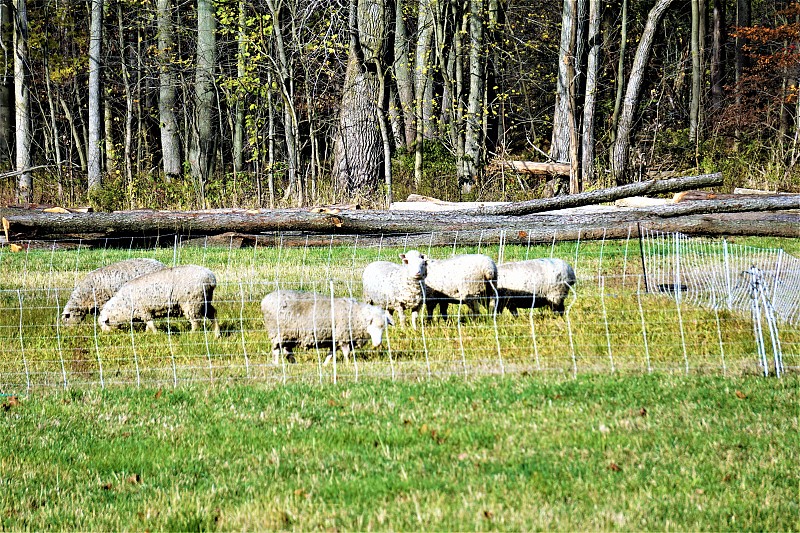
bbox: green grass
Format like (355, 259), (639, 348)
(0, 237), (798, 391)
(1, 374), (797, 530)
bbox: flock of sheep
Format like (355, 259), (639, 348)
(60, 252), (577, 365)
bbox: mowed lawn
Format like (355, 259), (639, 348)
(1, 374), (797, 531)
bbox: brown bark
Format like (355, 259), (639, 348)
(458, 172), (723, 216)
(3, 195), (797, 241)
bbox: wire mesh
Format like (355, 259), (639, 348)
(0, 228), (797, 392)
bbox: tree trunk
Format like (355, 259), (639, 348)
(157, 0), (182, 181)
(735, 0), (750, 106)
(88, 0), (102, 192)
(460, 172), (723, 216)
(232, 0), (246, 175)
(609, 0), (627, 142)
(709, 0), (725, 110)
(4, 197), (797, 242)
(189, 0), (217, 205)
(412, 0), (435, 188)
(117, 4), (133, 191)
(266, 0), (301, 206)
(460, 0), (486, 194)
(0, 1), (13, 164)
(688, 0), (702, 146)
(550, 0), (576, 164)
(13, 0), (31, 203)
(581, 0), (600, 187)
(565, 0), (580, 194)
(332, 0), (390, 202)
(610, 0), (675, 184)
(393, 0), (415, 149)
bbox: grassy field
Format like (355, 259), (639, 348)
(0, 235), (798, 530)
(1, 374), (798, 530)
(0, 236), (798, 391)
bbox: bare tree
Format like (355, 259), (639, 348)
(0, 1), (13, 163)
(188, 0), (217, 205)
(332, 0), (391, 202)
(13, 0), (31, 202)
(87, 0), (103, 192)
(460, 0), (486, 194)
(610, 0), (675, 183)
(689, 0), (704, 148)
(710, 0), (725, 110)
(157, 0), (182, 181)
(581, 0), (600, 187)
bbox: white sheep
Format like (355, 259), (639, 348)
(424, 254), (498, 319)
(495, 258), (576, 315)
(261, 289), (393, 365)
(98, 265), (220, 336)
(61, 258), (166, 325)
(361, 250), (428, 329)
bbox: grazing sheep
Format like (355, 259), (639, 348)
(98, 265), (220, 336)
(362, 250), (428, 329)
(424, 254), (498, 319)
(261, 289), (393, 365)
(496, 258), (576, 315)
(61, 258), (166, 325)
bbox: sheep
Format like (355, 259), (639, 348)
(61, 258), (166, 325)
(495, 258), (576, 315)
(261, 289), (393, 365)
(97, 265), (220, 336)
(424, 254), (498, 320)
(361, 250), (428, 329)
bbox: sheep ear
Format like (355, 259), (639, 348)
(384, 311), (394, 326)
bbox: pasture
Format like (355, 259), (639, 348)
(1, 375), (797, 530)
(0, 233), (797, 390)
(0, 233), (798, 530)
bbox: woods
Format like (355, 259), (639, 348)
(0, 0), (799, 209)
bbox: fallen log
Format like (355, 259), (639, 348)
(501, 161), (571, 175)
(3, 195), (798, 242)
(673, 190), (800, 202)
(458, 172), (724, 216)
(4, 212), (798, 248)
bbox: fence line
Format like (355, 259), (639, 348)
(0, 229), (797, 392)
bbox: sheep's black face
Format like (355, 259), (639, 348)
(61, 309), (85, 325)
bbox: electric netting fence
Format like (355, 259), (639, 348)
(0, 228), (797, 393)
(640, 228), (800, 376)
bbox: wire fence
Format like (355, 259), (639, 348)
(0, 227), (797, 392)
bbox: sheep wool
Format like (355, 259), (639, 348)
(361, 250), (428, 329)
(261, 289), (393, 365)
(496, 258), (576, 315)
(424, 254), (498, 319)
(61, 258), (166, 325)
(98, 265), (220, 336)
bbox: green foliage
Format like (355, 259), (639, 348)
(391, 142), (459, 201)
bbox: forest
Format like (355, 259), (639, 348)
(0, 0), (798, 210)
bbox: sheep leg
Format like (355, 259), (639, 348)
(410, 309), (419, 330)
(272, 343), (295, 365)
(393, 308), (405, 327)
(145, 320), (158, 333)
(324, 344), (352, 366)
(466, 300), (481, 317)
